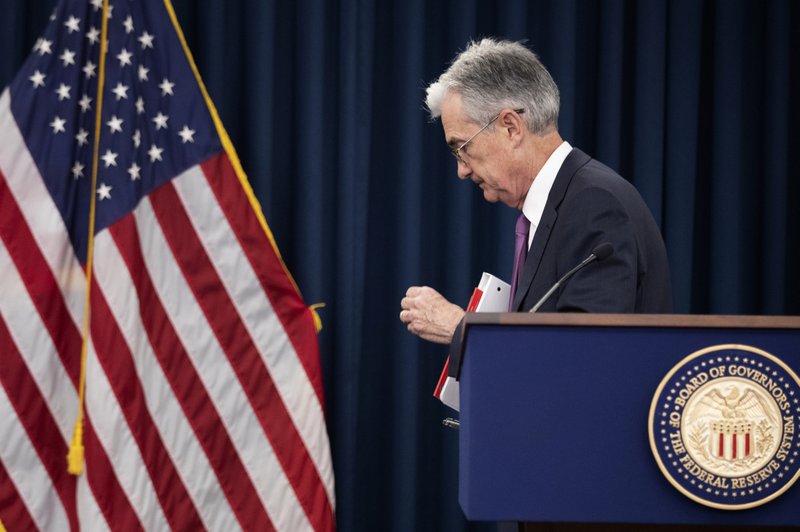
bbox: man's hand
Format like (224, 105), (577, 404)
(399, 286), (465, 344)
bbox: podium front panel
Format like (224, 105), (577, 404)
(458, 315), (800, 525)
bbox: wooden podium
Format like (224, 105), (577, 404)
(456, 313), (800, 526)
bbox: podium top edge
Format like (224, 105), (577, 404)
(463, 312), (800, 330)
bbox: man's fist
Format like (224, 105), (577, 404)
(399, 286), (465, 344)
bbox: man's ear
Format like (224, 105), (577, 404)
(498, 109), (525, 147)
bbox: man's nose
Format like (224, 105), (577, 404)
(456, 159), (472, 180)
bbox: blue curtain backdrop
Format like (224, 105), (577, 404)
(3, 1), (799, 530)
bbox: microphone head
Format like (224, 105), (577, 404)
(592, 242), (614, 261)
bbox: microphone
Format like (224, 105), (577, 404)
(528, 242), (614, 313)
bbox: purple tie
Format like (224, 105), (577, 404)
(509, 213), (530, 310)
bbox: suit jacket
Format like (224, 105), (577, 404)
(511, 148), (672, 313)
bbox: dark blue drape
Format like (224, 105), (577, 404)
(3, 1), (799, 530)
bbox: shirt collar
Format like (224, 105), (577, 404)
(521, 141), (572, 246)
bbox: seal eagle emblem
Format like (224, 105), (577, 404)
(649, 344), (800, 509)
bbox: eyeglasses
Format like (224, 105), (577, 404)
(451, 108), (525, 164)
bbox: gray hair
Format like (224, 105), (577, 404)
(426, 38), (560, 135)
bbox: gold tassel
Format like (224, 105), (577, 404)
(309, 303), (326, 333)
(67, 421), (85, 474)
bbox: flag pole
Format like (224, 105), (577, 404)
(68, 0), (110, 476)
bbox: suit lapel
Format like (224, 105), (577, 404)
(512, 148), (591, 310)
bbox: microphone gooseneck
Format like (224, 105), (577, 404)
(528, 243), (614, 313)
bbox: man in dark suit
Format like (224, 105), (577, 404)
(513, 148), (672, 313)
(399, 38), (671, 344)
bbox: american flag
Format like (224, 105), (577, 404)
(0, 0), (335, 530)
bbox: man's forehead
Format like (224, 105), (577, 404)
(440, 94), (470, 147)
(440, 93), (464, 122)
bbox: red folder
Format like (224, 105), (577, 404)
(433, 287), (483, 398)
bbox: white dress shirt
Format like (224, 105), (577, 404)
(520, 141), (572, 250)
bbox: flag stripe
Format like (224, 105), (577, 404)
(132, 196), (312, 531)
(0, 315), (78, 531)
(108, 214), (274, 531)
(0, 170), (81, 387)
(95, 227), (243, 532)
(0, 237), (76, 442)
(0, 459), (38, 532)
(149, 179), (332, 529)
(202, 154), (326, 409)
(0, 380), (70, 531)
(89, 283), (206, 531)
(202, 155), (336, 518)
(84, 340), (172, 532)
(0, 90), (86, 327)
(174, 163), (334, 504)
(0, 226), (105, 532)
(76, 474), (110, 532)
(83, 416), (145, 532)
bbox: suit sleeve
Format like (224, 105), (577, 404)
(551, 186), (638, 313)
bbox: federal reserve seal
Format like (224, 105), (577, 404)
(649, 344), (800, 509)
